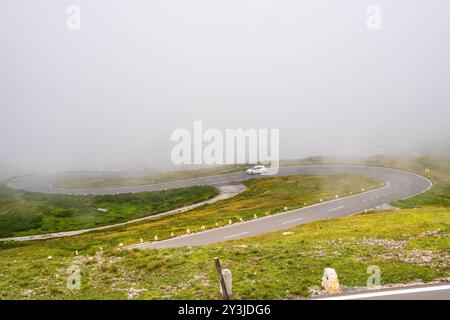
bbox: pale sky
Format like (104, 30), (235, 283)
(1, 0), (449, 176)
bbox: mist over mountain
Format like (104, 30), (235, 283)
(1, 1), (449, 176)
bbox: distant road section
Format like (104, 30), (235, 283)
(7, 165), (432, 248)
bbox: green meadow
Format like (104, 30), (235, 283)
(0, 185), (218, 238)
(0, 157), (448, 299)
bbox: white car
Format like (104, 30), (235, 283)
(246, 165), (267, 175)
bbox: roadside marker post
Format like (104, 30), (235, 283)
(214, 257), (230, 300)
(322, 268), (341, 294)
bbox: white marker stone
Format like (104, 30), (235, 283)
(220, 269), (232, 297)
(321, 268), (341, 294)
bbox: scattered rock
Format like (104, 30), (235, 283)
(126, 287), (147, 299)
(21, 289), (34, 298)
(418, 230), (446, 238)
(400, 249), (448, 268)
(373, 204), (400, 212)
(359, 238), (408, 249)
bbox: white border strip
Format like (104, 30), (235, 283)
(316, 284), (450, 300)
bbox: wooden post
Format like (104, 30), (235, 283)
(214, 257), (229, 300)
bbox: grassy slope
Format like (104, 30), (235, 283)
(55, 164), (250, 189)
(0, 207), (447, 299)
(0, 185), (218, 238)
(0, 173), (382, 299)
(0, 158), (448, 299)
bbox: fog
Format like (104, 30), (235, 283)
(1, 0), (450, 178)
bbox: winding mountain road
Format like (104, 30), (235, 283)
(6, 165), (432, 247)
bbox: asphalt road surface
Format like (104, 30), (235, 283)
(8, 165), (432, 248)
